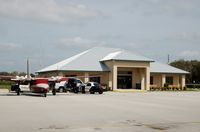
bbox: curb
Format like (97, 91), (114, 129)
(113, 90), (147, 93)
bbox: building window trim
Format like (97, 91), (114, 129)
(166, 76), (173, 85)
(150, 76), (154, 85)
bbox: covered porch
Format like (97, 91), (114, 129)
(111, 66), (150, 91)
(150, 73), (186, 90)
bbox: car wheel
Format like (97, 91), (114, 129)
(16, 88), (20, 95)
(74, 88), (79, 93)
(90, 90), (95, 94)
(59, 87), (64, 92)
(99, 90), (103, 94)
(52, 89), (56, 95)
(44, 93), (47, 97)
(81, 87), (85, 94)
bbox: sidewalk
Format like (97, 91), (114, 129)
(113, 89), (147, 92)
(0, 89), (9, 93)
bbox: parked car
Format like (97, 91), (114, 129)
(85, 82), (103, 94)
(53, 77), (68, 92)
(66, 78), (85, 93)
(55, 80), (67, 92)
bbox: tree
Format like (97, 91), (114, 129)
(0, 72), (10, 76)
(170, 60), (200, 83)
(10, 71), (19, 76)
(18, 72), (26, 76)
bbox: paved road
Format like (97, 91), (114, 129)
(0, 91), (200, 132)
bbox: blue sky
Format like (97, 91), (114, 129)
(0, 0), (200, 73)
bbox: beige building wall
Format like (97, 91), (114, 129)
(181, 75), (186, 88)
(37, 62), (186, 90)
(151, 74), (162, 87)
(132, 68), (141, 89)
(145, 67), (150, 90)
(38, 60), (152, 90)
(150, 73), (186, 88)
(173, 75), (180, 87)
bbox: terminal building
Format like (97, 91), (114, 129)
(37, 47), (189, 90)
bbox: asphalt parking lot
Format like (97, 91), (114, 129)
(0, 91), (200, 132)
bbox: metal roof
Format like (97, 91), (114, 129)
(37, 47), (189, 74)
(37, 47), (153, 73)
(150, 62), (189, 74)
(101, 50), (154, 62)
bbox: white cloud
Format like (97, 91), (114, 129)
(174, 32), (200, 41)
(179, 50), (200, 59)
(0, 60), (15, 66)
(131, 0), (199, 16)
(0, 0), (98, 23)
(0, 42), (22, 52)
(55, 37), (146, 52)
(55, 37), (107, 49)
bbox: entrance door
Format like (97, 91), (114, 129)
(117, 76), (132, 89)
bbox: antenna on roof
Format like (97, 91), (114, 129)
(57, 65), (59, 76)
(167, 54), (170, 64)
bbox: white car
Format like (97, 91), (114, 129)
(55, 81), (67, 92)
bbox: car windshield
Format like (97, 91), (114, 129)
(87, 83), (91, 86)
(76, 80), (82, 84)
(93, 82), (99, 86)
(20, 80), (29, 85)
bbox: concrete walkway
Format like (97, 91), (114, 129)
(0, 92), (200, 132)
(0, 89), (9, 93)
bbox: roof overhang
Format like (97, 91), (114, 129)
(36, 70), (110, 74)
(101, 59), (154, 63)
(150, 72), (190, 74)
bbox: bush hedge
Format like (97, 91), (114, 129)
(0, 80), (12, 85)
(0, 80), (12, 89)
(186, 84), (200, 89)
(150, 87), (184, 91)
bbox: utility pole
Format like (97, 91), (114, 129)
(27, 58), (30, 79)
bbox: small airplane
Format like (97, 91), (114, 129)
(11, 77), (49, 97)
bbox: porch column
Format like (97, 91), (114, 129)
(84, 72), (89, 83)
(141, 72), (145, 90)
(113, 65), (117, 90)
(161, 74), (166, 87)
(145, 67), (150, 90)
(108, 72), (113, 90)
(181, 75), (186, 89)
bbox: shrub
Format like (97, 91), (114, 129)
(164, 83), (169, 88)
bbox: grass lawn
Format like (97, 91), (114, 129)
(186, 88), (200, 91)
(0, 80), (12, 90)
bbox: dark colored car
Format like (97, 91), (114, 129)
(85, 82), (103, 94)
(66, 78), (85, 93)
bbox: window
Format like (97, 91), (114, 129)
(93, 82), (99, 86)
(86, 83), (91, 86)
(20, 80), (29, 85)
(76, 80), (82, 84)
(166, 76), (173, 85)
(118, 71), (132, 75)
(89, 77), (100, 83)
(150, 76), (154, 85)
(65, 75), (76, 77)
